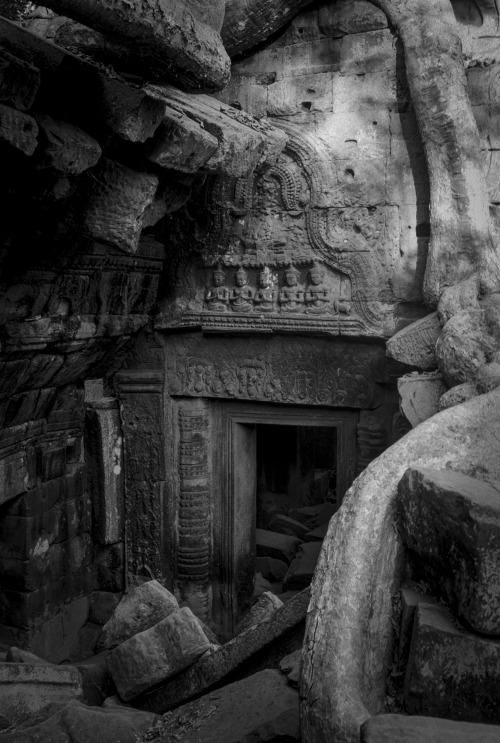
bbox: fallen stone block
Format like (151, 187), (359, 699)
(236, 592), (283, 635)
(304, 523), (329, 541)
(398, 586), (438, 663)
(255, 556), (288, 582)
(361, 714), (500, 742)
(284, 542), (323, 588)
(71, 651), (115, 706)
(256, 528), (302, 564)
(386, 312), (441, 370)
(0, 699), (159, 743)
(137, 669), (299, 743)
(399, 467), (500, 634)
(269, 514), (311, 539)
(106, 606), (211, 701)
(279, 648), (302, 688)
(404, 603), (500, 722)
(0, 103), (38, 155)
(146, 109), (218, 172)
(6, 647), (51, 664)
(97, 77), (165, 143)
(136, 588), (310, 714)
(35, 114), (102, 174)
(0, 662), (83, 726)
(98, 579), (179, 649)
(81, 158), (158, 254)
(397, 372), (447, 427)
(0, 49), (40, 111)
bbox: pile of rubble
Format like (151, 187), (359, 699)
(0, 579), (308, 742)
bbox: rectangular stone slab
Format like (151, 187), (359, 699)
(106, 606), (211, 700)
(0, 662), (83, 726)
(404, 603), (500, 722)
(399, 466), (500, 635)
(137, 587), (310, 714)
(361, 714), (500, 742)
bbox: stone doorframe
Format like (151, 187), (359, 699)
(168, 397), (359, 636)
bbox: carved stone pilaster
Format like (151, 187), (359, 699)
(114, 370), (165, 588)
(176, 400), (211, 620)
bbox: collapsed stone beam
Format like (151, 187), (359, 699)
(39, 0), (230, 92)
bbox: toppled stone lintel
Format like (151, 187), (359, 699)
(145, 84), (289, 177)
(137, 587), (310, 714)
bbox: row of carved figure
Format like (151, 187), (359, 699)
(204, 264), (352, 315)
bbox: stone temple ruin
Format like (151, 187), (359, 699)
(0, 0), (500, 741)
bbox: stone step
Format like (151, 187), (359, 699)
(404, 603), (500, 722)
(399, 466), (500, 635)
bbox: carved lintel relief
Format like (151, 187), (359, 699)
(176, 399), (211, 620)
(156, 121), (388, 337)
(165, 335), (386, 409)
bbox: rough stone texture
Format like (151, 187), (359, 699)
(301, 389), (500, 743)
(279, 648), (302, 688)
(137, 670), (299, 743)
(99, 580), (179, 650)
(42, 0), (230, 91)
(138, 587), (310, 713)
(222, 0), (310, 56)
(361, 714), (500, 743)
(5, 647), (52, 664)
(97, 77), (165, 143)
(319, 0), (388, 36)
(35, 114), (102, 174)
(0, 50), (40, 111)
(0, 103), (38, 155)
(436, 309), (497, 386)
(399, 466), (500, 635)
(70, 651), (115, 706)
(398, 586), (438, 663)
(439, 381), (478, 411)
(386, 313), (441, 370)
(404, 603), (500, 722)
(236, 592), (284, 635)
(0, 662), (83, 726)
(146, 109), (218, 173)
(81, 158), (158, 254)
(284, 542), (323, 587)
(397, 373), (447, 427)
(0, 699), (159, 743)
(106, 606), (211, 701)
(256, 529), (302, 564)
(255, 556), (288, 582)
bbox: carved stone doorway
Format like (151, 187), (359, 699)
(208, 402), (358, 636)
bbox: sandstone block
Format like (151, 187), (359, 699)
(81, 158), (158, 254)
(137, 587), (310, 714)
(318, 0), (388, 37)
(397, 372), (447, 427)
(71, 651), (115, 706)
(6, 647), (51, 664)
(106, 607), (211, 700)
(267, 72), (333, 117)
(340, 29), (395, 75)
(386, 312), (441, 370)
(436, 309), (495, 386)
(0, 50), (40, 111)
(279, 648), (302, 688)
(255, 556), (288, 582)
(146, 109), (218, 172)
(0, 103), (38, 155)
(99, 579), (179, 649)
(0, 662), (83, 726)
(0, 699), (159, 743)
(404, 603), (500, 722)
(236, 592), (283, 635)
(439, 381), (478, 410)
(268, 514), (310, 539)
(89, 591), (122, 626)
(399, 467), (500, 634)
(284, 542), (322, 587)
(35, 114), (101, 174)
(304, 523), (329, 541)
(398, 586), (438, 663)
(256, 528), (302, 564)
(361, 714), (500, 742)
(215, 74), (267, 119)
(97, 77), (165, 142)
(137, 669), (299, 743)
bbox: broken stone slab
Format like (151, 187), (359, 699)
(146, 110), (219, 173)
(269, 514), (311, 539)
(0, 49), (40, 111)
(279, 648), (302, 688)
(96, 77), (165, 143)
(399, 467), (500, 635)
(397, 372), (447, 427)
(106, 606), (211, 701)
(236, 592), (284, 635)
(361, 714), (500, 742)
(70, 651), (115, 706)
(256, 528), (302, 564)
(137, 669), (299, 743)
(386, 312), (441, 370)
(35, 114), (102, 175)
(284, 542), (322, 588)
(404, 603), (500, 722)
(304, 523), (329, 541)
(255, 556), (288, 582)
(80, 158), (158, 254)
(98, 579), (179, 650)
(5, 647), (52, 664)
(145, 85), (288, 176)
(0, 103), (38, 156)
(137, 587), (310, 714)
(289, 502), (337, 527)
(0, 662), (83, 726)
(0, 699), (159, 743)
(398, 586), (438, 663)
